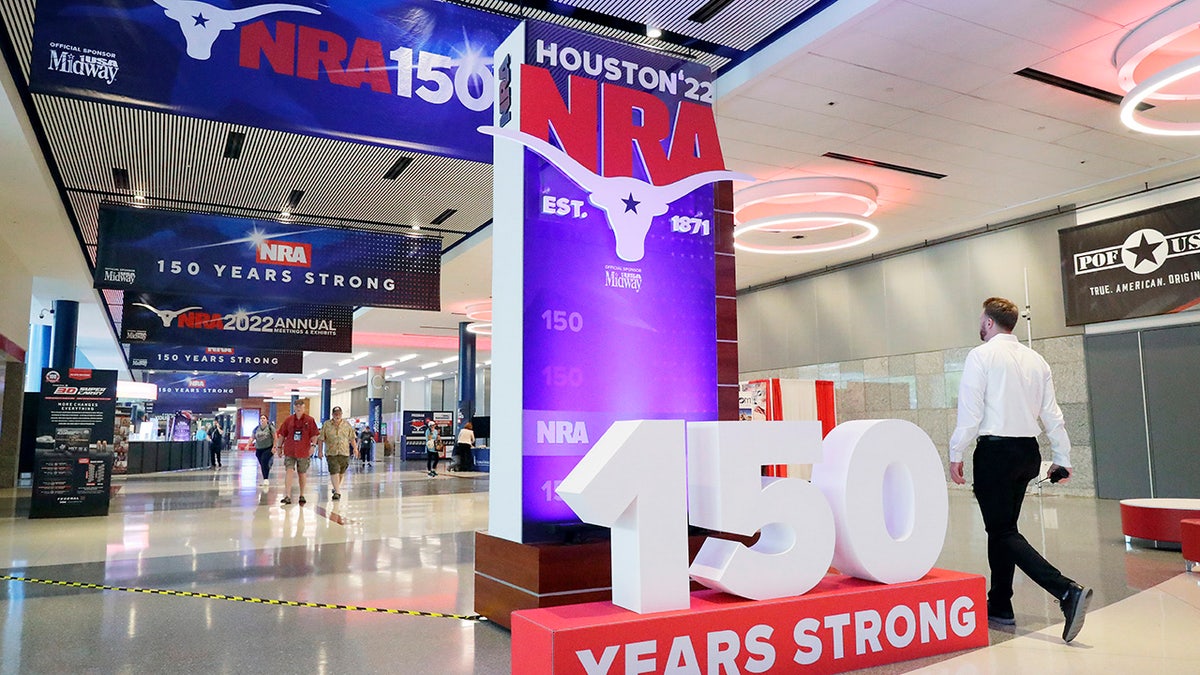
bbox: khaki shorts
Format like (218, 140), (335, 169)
(284, 456), (311, 473)
(326, 454), (350, 474)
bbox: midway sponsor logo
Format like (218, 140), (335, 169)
(47, 42), (118, 84)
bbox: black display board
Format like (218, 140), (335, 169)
(30, 452), (114, 518)
(30, 368), (118, 518)
(401, 410), (453, 460)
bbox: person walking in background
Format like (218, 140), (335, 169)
(949, 296), (1092, 643)
(252, 414), (276, 485)
(317, 406), (357, 501)
(424, 419), (440, 477)
(275, 401), (319, 506)
(208, 422), (223, 469)
(359, 427), (374, 467)
(455, 422), (475, 472)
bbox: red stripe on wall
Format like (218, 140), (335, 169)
(815, 380), (837, 438)
(1, 333), (25, 362)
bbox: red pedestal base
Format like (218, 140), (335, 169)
(512, 568), (987, 675)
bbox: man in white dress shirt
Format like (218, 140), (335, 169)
(949, 297), (1092, 643)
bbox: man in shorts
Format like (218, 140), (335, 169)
(318, 406), (358, 500)
(275, 400), (319, 506)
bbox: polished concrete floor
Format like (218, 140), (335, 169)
(0, 450), (1196, 674)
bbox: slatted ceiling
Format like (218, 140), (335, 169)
(0, 0), (34, 80)
(37, 92), (492, 237)
(453, 0), (730, 70)
(562, 0), (823, 52)
(65, 190), (468, 252)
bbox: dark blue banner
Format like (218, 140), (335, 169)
(94, 205), (440, 310)
(127, 343), (304, 374)
(29, 0), (517, 162)
(122, 292), (354, 352)
(148, 373), (250, 414)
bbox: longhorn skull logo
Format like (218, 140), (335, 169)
(133, 302), (202, 327)
(151, 0), (321, 61)
(479, 126), (752, 262)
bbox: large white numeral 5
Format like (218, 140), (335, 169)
(687, 421), (834, 600)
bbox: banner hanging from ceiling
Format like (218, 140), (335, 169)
(28, 0), (517, 163)
(121, 292), (354, 353)
(127, 343), (304, 374)
(94, 205), (440, 310)
(1060, 195), (1200, 325)
(487, 22), (744, 542)
(147, 372), (250, 414)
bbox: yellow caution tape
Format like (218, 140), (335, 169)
(0, 574), (485, 621)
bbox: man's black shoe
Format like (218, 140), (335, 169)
(987, 604), (1016, 625)
(1060, 583), (1092, 643)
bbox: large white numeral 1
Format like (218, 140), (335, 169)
(687, 421), (835, 600)
(811, 420), (948, 584)
(556, 420), (691, 613)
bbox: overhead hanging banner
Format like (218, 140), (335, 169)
(127, 343), (304, 374)
(147, 372), (250, 414)
(28, 0), (517, 163)
(487, 22), (746, 542)
(94, 205), (440, 310)
(121, 292), (354, 353)
(1060, 195), (1200, 325)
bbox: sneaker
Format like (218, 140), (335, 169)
(298, 496), (307, 505)
(987, 603), (1016, 626)
(332, 492), (340, 500)
(280, 496), (292, 505)
(1060, 583), (1092, 643)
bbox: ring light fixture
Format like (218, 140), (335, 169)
(733, 213), (879, 255)
(1115, 0), (1200, 135)
(732, 177), (880, 254)
(466, 322), (492, 336)
(465, 300), (493, 322)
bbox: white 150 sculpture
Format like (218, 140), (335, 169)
(556, 419), (949, 614)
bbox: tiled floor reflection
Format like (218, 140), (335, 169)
(0, 450), (1197, 673)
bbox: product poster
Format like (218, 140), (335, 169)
(497, 23), (731, 540)
(127, 343), (304, 374)
(34, 367), (118, 454)
(29, 0), (518, 162)
(30, 368), (118, 518)
(402, 410), (451, 459)
(147, 373), (250, 414)
(121, 291), (354, 353)
(1060, 195), (1200, 325)
(94, 205), (441, 310)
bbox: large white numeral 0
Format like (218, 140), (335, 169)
(556, 420), (691, 613)
(687, 421), (835, 600)
(811, 420), (948, 584)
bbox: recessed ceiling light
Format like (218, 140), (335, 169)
(379, 360), (397, 368)
(395, 354), (418, 363)
(336, 358), (353, 366)
(646, 26), (663, 39)
(426, 371), (444, 379)
(430, 208), (457, 225)
(351, 352), (370, 361)
(410, 375), (427, 382)
(420, 361), (440, 369)
(112, 167), (130, 191)
(315, 368), (329, 376)
(383, 156), (412, 180)
(223, 131), (246, 159)
(441, 356), (458, 364)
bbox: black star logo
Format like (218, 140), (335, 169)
(1126, 232), (1163, 267)
(193, 13), (209, 27)
(622, 193), (640, 213)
